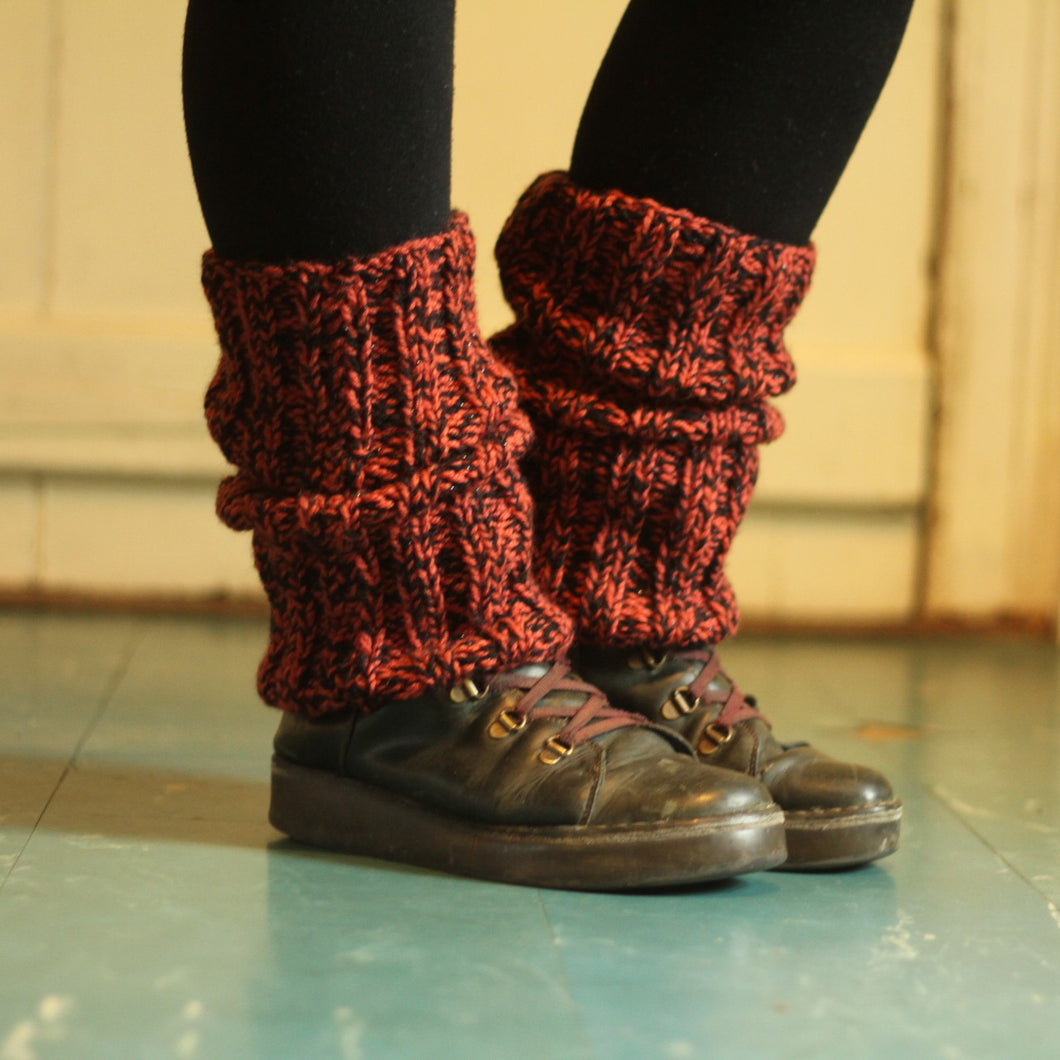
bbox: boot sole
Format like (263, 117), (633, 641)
(779, 801), (903, 871)
(269, 756), (787, 891)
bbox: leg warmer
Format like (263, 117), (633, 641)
(491, 173), (815, 649)
(203, 217), (573, 715)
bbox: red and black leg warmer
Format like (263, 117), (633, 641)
(203, 217), (573, 715)
(491, 173), (815, 649)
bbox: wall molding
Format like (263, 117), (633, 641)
(0, 331), (930, 506)
(927, 0), (1060, 622)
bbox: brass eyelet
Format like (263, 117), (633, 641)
(449, 677), (489, 703)
(697, 721), (735, 755)
(627, 648), (669, 671)
(487, 709), (527, 739)
(539, 735), (574, 765)
(661, 686), (702, 720)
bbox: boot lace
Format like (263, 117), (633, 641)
(489, 664), (647, 761)
(667, 647), (769, 738)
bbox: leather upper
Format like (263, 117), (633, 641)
(573, 645), (898, 815)
(273, 666), (776, 829)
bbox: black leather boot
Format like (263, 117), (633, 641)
(269, 662), (787, 889)
(573, 646), (901, 870)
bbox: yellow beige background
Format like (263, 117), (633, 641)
(0, 1), (1057, 632)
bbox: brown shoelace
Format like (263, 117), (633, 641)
(672, 647), (769, 735)
(493, 664), (646, 747)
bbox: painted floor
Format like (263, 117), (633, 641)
(1, 609), (1058, 1059)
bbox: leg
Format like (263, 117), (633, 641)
(492, 0), (912, 869)
(184, 1), (786, 888)
(571, 0), (914, 245)
(183, 0), (453, 260)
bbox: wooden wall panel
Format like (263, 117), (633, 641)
(0, 1), (53, 313)
(0, 0), (945, 621)
(927, 0), (1060, 623)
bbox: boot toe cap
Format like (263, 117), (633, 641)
(765, 750), (897, 814)
(592, 731), (778, 826)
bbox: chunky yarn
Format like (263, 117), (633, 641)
(203, 216), (572, 715)
(492, 173), (815, 648)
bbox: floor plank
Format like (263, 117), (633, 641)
(1, 613), (1058, 1058)
(0, 610), (139, 891)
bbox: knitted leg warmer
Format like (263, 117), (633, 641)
(491, 173), (815, 649)
(203, 217), (573, 715)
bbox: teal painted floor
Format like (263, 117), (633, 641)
(2, 610), (1058, 1059)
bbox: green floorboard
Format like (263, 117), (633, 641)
(1, 611), (1057, 1058)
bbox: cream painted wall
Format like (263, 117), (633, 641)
(0, 0), (949, 624)
(927, 0), (1060, 627)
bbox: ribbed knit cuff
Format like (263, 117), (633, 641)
(204, 216), (573, 714)
(492, 173), (815, 648)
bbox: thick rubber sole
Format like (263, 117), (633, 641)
(780, 801), (903, 871)
(269, 756), (788, 891)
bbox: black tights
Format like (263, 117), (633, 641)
(183, 0), (913, 262)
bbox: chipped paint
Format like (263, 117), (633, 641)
(1, 996), (75, 1060)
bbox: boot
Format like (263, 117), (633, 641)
(491, 173), (900, 868)
(270, 661), (788, 890)
(574, 645), (901, 869)
(202, 216), (786, 888)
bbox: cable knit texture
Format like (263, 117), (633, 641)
(203, 216), (573, 715)
(492, 173), (815, 648)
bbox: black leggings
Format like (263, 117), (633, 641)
(183, 0), (913, 262)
